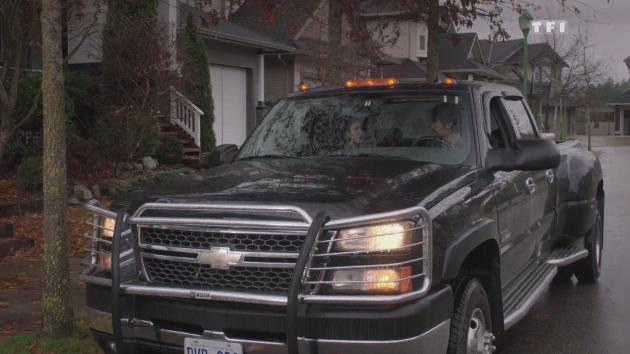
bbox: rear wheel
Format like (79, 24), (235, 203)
(448, 277), (496, 354)
(575, 211), (603, 283)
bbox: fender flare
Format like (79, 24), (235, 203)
(441, 218), (500, 282)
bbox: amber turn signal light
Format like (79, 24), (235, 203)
(344, 78), (398, 88)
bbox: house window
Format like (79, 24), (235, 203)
(418, 34), (426, 51)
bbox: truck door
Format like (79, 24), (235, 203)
(486, 96), (555, 284)
(501, 97), (557, 264)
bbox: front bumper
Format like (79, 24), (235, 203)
(86, 284), (452, 354)
(90, 312), (449, 354)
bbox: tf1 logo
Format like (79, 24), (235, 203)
(531, 20), (568, 34)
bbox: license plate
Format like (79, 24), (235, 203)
(184, 338), (243, 354)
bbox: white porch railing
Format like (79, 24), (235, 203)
(169, 86), (204, 147)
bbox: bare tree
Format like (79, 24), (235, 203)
(0, 1), (41, 165)
(0, 1), (103, 165)
(573, 29), (608, 150)
(41, 0), (74, 337)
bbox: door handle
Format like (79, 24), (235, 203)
(525, 177), (536, 194)
(545, 170), (555, 184)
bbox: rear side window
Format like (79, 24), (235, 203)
(501, 98), (537, 138)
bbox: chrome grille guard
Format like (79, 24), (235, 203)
(80, 201), (432, 307)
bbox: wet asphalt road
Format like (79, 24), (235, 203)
(505, 145), (630, 353)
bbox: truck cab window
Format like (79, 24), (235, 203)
(501, 98), (537, 139)
(488, 98), (509, 149)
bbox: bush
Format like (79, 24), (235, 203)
(16, 156), (43, 191)
(156, 135), (184, 164)
(94, 109), (160, 166)
(1, 72), (85, 168)
(181, 16), (216, 153)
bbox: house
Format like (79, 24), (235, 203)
(68, 0), (373, 151)
(607, 57), (630, 135)
(608, 90), (630, 135)
(479, 39), (570, 133)
(230, 0), (371, 104)
(66, 0), (297, 153)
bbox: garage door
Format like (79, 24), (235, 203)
(210, 65), (247, 146)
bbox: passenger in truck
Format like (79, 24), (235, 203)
(343, 117), (366, 149)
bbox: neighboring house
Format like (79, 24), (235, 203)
(608, 89), (630, 135)
(230, 0), (371, 105)
(377, 32), (505, 82)
(436, 32), (504, 81)
(479, 39), (570, 133)
(359, 1), (429, 63)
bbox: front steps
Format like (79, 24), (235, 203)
(157, 118), (201, 161)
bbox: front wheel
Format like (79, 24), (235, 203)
(448, 277), (496, 354)
(575, 211), (603, 283)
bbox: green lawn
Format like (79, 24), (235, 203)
(0, 323), (101, 354)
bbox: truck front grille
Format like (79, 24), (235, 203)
(141, 228), (304, 252)
(143, 258), (294, 294)
(138, 227), (304, 295)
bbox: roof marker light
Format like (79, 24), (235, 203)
(442, 78), (457, 86)
(344, 78), (398, 88)
(299, 83), (310, 92)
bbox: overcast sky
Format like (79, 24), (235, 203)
(469, 0), (630, 82)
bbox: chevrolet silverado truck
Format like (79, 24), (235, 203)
(81, 79), (604, 354)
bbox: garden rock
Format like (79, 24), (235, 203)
(142, 156), (158, 170)
(74, 184), (93, 201)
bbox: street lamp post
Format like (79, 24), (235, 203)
(519, 10), (533, 99)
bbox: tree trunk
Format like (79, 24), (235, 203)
(41, 0), (74, 338)
(425, 0), (440, 82)
(325, 0), (343, 86)
(0, 110), (10, 165)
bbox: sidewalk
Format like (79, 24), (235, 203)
(576, 135), (630, 147)
(0, 256), (87, 343)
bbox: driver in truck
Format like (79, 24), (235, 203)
(419, 102), (463, 148)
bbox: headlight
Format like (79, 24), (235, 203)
(95, 217), (115, 271)
(101, 217), (116, 238)
(335, 221), (414, 252)
(331, 266), (413, 293)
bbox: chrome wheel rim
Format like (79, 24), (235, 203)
(467, 308), (495, 353)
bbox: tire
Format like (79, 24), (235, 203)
(575, 211), (603, 283)
(448, 277), (495, 354)
(554, 266), (575, 282)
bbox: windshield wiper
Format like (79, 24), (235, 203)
(237, 154), (293, 161)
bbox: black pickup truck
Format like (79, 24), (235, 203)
(81, 79), (604, 354)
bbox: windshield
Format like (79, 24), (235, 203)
(238, 92), (474, 165)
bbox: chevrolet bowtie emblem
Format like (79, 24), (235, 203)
(198, 247), (244, 269)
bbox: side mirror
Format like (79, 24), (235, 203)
(207, 144), (238, 167)
(487, 138), (560, 171)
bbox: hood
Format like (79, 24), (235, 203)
(119, 158), (474, 219)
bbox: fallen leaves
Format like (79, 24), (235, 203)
(0, 274), (30, 290)
(0, 178), (40, 204)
